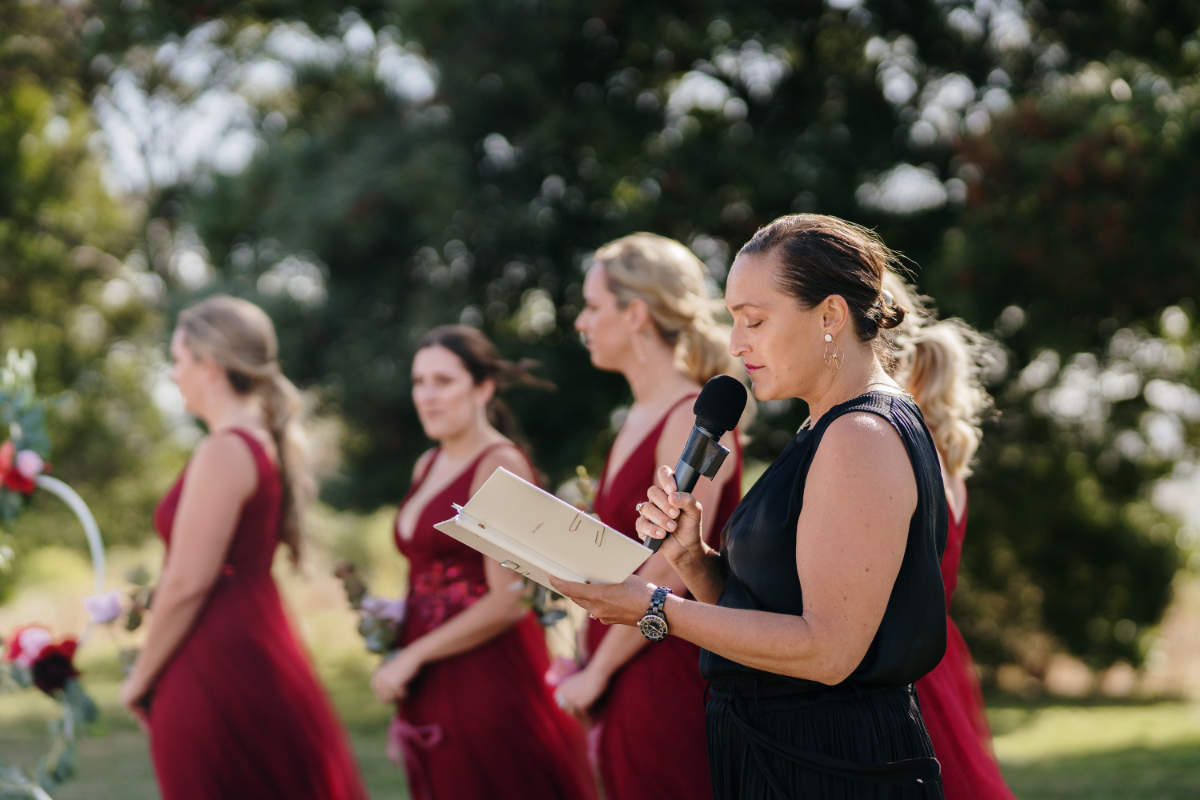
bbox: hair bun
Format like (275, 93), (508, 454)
(878, 303), (906, 330)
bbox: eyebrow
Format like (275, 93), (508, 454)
(726, 301), (765, 313)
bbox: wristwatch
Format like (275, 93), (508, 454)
(637, 585), (672, 642)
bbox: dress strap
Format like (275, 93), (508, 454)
(663, 392), (699, 424)
(596, 392), (697, 498)
(412, 448), (442, 492)
(222, 427), (278, 475)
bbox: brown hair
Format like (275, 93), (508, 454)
(594, 233), (741, 385)
(737, 214), (908, 359)
(177, 295), (314, 565)
(416, 324), (554, 442)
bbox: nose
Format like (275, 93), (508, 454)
(573, 311), (586, 332)
(729, 327), (748, 359)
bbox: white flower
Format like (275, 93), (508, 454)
(15, 450), (43, 480)
(84, 591), (123, 624)
(13, 626), (53, 668)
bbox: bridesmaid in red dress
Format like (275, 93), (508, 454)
(892, 298), (1016, 800)
(119, 296), (367, 800)
(559, 234), (744, 800)
(370, 325), (595, 800)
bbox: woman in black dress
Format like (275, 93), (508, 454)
(553, 214), (947, 798)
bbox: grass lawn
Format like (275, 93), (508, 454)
(6, 674), (1199, 798)
(990, 694), (1200, 800)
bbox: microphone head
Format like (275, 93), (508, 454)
(693, 375), (748, 435)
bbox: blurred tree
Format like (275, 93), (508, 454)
(76, 0), (1200, 670)
(0, 1), (181, 599)
(925, 59), (1200, 669)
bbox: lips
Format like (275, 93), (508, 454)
(744, 363), (763, 372)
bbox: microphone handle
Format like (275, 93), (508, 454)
(644, 459), (702, 553)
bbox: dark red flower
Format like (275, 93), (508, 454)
(30, 639), (79, 696)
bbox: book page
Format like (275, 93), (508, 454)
(433, 466), (651, 591)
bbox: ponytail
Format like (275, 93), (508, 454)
(261, 370), (314, 565)
(899, 320), (992, 479)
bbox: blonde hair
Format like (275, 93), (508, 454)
(594, 233), (740, 385)
(177, 295), (314, 564)
(885, 274), (992, 479)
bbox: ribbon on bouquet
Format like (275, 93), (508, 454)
(387, 717), (444, 800)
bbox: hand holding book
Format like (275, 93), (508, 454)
(434, 467), (652, 592)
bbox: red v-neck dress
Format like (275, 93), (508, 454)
(585, 395), (743, 800)
(391, 443), (596, 800)
(915, 495), (1015, 799)
(149, 429), (367, 800)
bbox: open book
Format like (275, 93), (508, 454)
(433, 467), (652, 592)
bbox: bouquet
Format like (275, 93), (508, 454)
(334, 562), (406, 654)
(1, 625), (99, 799)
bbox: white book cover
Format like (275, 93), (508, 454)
(433, 466), (652, 592)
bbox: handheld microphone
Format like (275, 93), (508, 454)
(644, 374), (747, 552)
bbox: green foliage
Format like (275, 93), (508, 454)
(926, 59), (1200, 668)
(0, 3), (184, 587)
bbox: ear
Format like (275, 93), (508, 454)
(624, 297), (652, 333)
(196, 351), (225, 380)
(475, 377), (497, 407)
(821, 295), (851, 337)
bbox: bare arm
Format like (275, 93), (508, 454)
(372, 444), (535, 702)
(120, 433), (256, 708)
(556, 412), (916, 686)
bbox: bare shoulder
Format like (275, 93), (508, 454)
(190, 432), (258, 493)
(814, 411), (913, 491)
(475, 440), (534, 486)
(822, 410), (905, 454)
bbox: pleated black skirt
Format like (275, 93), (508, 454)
(706, 680), (943, 799)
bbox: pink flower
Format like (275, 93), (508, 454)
(0, 441), (36, 494)
(362, 595), (407, 624)
(6, 625), (53, 669)
(544, 656), (582, 688)
(84, 591), (123, 624)
(14, 449), (43, 480)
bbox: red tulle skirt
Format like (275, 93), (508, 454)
(916, 619), (1015, 800)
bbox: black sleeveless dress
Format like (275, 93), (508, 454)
(701, 391), (948, 799)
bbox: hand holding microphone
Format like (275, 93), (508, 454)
(640, 375), (747, 553)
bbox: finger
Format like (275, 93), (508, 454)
(635, 514), (670, 541)
(549, 575), (592, 598)
(638, 495), (678, 530)
(644, 483), (680, 518)
(655, 464), (679, 494)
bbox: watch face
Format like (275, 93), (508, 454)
(638, 614), (668, 641)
